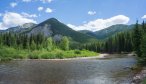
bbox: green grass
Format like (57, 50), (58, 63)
(0, 46), (98, 61)
(142, 78), (146, 84)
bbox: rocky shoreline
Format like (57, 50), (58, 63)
(131, 67), (146, 84)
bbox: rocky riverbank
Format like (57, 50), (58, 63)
(131, 67), (146, 84)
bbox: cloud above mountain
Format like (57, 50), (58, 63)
(40, 0), (53, 3)
(0, 12), (37, 30)
(142, 15), (146, 19)
(10, 2), (17, 8)
(88, 11), (96, 15)
(45, 8), (53, 13)
(67, 15), (130, 32)
(22, 0), (32, 2)
(38, 7), (44, 11)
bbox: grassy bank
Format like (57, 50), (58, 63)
(142, 78), (146, 84)
(0, 46), (98, 61)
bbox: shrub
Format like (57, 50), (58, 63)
(40, 52), (56, 59)
(74, 50), (81, 54)
(55, 52), (64, 59)
(28, 51), (41, 59)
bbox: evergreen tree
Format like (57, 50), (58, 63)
(142, 21), (146, 33)
(140, 34), (146, 63)
(133, 20), (142, 57)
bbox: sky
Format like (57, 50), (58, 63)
(0, 0), (146, 31)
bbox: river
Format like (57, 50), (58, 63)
(0, 54), (137, 84)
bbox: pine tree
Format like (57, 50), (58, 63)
(133, 20), (142, 57)
(140, 34), (146, 63)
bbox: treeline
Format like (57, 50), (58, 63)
(81, 31), (133, 53)
(81, 21), (146, 56)
(0, 33), (69, 51)
(133, 21), (146, 64)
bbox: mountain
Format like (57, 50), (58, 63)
(25, 18), (97, 43)
(79, 24), (134, 39)
(0, 18), (134, 43)
(0, 23), (36, 33)
(0, 18), (97, 43)
(94, 24), (134, 39)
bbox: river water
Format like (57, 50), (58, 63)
(0, 54), (137, 84)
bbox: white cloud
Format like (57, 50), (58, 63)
(38, 7), (44, 11)
(40, 0), (53, 3)
(10, 2), (17, 8)
(142, 15), (146, 19)
(88, 11), (96, 15)
(0, 12), (37, 30)
(22, 0), (32, 2)
(67, 15), (130, 32)
(0, 13), (2, 17)
(45, 8), (53, 13)
(21, 12), (38, 18)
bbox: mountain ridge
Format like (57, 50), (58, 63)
(0, 18), (97, 43)
(0, 18), (134, 42)
(79, 24), (134, 39)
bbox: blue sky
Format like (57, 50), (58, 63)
(0, 0), (146, 31)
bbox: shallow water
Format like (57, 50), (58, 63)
(0, 54), (137, 84)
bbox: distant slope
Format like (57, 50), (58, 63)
(95, 24), (134, 39)
(79, 30), (97, 38)
(79, 24), (134, 39)
(0, 23), (36, 34)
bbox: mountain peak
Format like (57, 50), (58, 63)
(45, 18), (59, 22)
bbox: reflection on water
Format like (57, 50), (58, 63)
(0, 54), (136, 84)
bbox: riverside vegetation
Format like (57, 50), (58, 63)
(0, 35), (97, 61)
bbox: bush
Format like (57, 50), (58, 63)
(74, 50), (81, 54)
(40, 52), (56, 59)
(0, 47), (27, 60)
(28, 51), (41, 59)
(55, 52), (64, 59)
(0, 57), (13, 61)
(142, 78), (146, 84)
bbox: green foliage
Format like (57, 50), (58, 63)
(74, 50), (81, 54)
(59, 36), (69, 50)
(142, 78), (146, 84)
(133, 21), (142, 57)
(30, 40), (36, 50)
(55, 52), (64, 59)
(28, 51), (41, 59)
(40, 52), (56, 59)
(132, 20), (146, 65)
(0, 46), (98, 61)
(0, 46), (28, 61)
(139, 34), (146, 64)
(81, 31), (133, 53)
(0, 32), (101, 61)
(46, 37), (53, 51)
